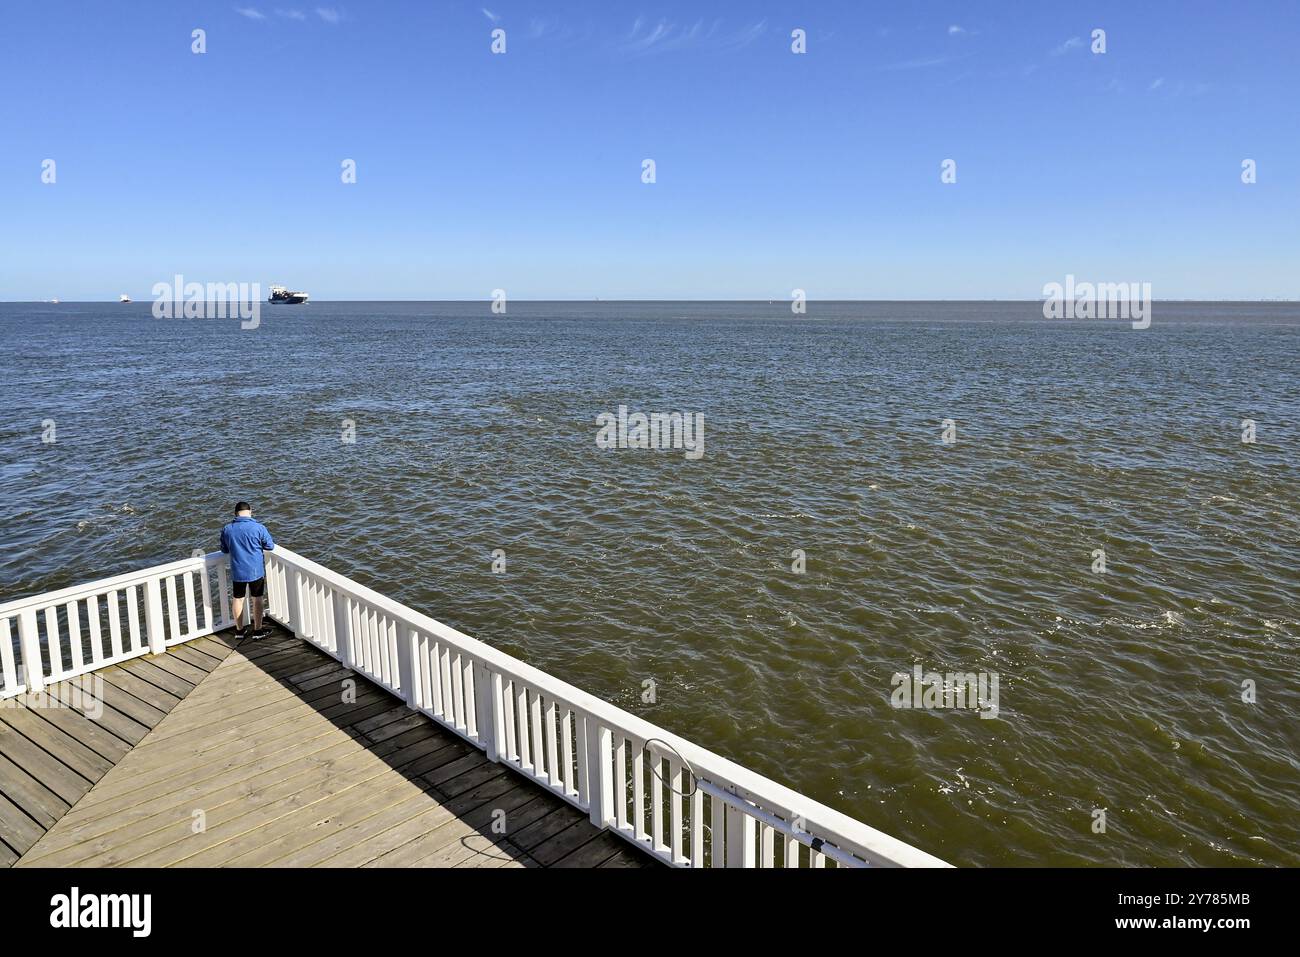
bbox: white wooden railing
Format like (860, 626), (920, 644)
(1, 546), (950, 868)
(0, 552), (233, 699)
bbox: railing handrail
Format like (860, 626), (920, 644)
(0, 552), (223, 618)
(268, 545), (950, 868)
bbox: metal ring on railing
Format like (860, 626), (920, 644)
(641, 737), (699, 798)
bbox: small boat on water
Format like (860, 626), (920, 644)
(268, 284), (309, 304)
(119, 294), (131, 303)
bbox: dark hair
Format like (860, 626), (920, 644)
(234, 501), (252, 513)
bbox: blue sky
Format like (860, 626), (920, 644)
(1, 1), (1296, 300)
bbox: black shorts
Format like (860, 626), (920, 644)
(233, 577), (266, 599)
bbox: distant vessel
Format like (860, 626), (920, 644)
(119, 294), (131, 303)
(268, 284), (309, 304)
(50, 298), (60, 304)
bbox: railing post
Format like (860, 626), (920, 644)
(17, 608), (44, 694)
(397, 623), (417, 709)
(473, 662), (498, 761)
(586, 718), (613, 829)
(726, 803), (757, 868)
(144, 577), (167, 655)
(288, 570), (305, 637)
(333, 591), (352, 666)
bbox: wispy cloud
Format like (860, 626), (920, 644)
(1148, 77), (1165, 92)
(235, 6), (266, 20)
(481, 7), (500, 23)
(948, 25), (966, 36)
(880, 53), (970, 72)
(627, 18), (672, 52)
(622, 17), (760, 55)
(1050, 36), (1084, 56)
(315, 6), (341, 24)
(725, 19), (767, 50)
(275, 8), (306, 20)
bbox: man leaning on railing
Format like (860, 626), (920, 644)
(219, 500), (276, 640)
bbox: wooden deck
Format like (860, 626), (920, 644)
(1, 625), (652, 868)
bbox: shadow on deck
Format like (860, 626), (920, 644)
(1, 625), (654, 868)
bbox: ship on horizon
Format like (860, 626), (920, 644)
(119, 294), (131, 303)
(269, 284), (309, 304)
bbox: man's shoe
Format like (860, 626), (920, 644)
(234, 626), (250, 639)
(250, 626), (273, 640)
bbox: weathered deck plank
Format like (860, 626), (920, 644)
(9, 624), (662, 869)
(0, 633), (237, 862)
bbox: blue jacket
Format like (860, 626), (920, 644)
(220, 516), (276, 582)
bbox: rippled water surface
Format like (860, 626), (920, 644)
(2, 301), (1297, 866)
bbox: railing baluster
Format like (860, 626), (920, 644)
(760, 823), (775, 868)
(43, 606), (63, 679)
(303, 576), (317, 641)
(545, 699), (559, 789)
(502, 679), (517, 761)
(374, 610), (390, 684)
(428, 639), (444, 718)
(462, 655), (477, 738)
(65, 600), (84, 673)
(417, 634), (433, 713)
(86, 595), (103, 666)
(651, 751), (664, 851)
(726, 804), (756, 868)
(529, 689), (543, 777)
(144, 578), (165, 655)
(328, 584), (340, 654)
(369, 608), (382, 676)
(633, 745), (647, 842)
(575, 711), (589, 808)
(317, 579), (329, 645)
(0, 618), (18, 696)
(671, 759), (685, 863)
(351, 602), (365, 670)
(334, 591), (353, 666)
(350, 599), (366, 673)
(198, 566), (213, 632)
(215, 565), (230, 629)
(490, 669), (508, 762)
(124, 584), (141, 650)
(283, 567), (299, 635)
(450, 654), (466, 732)
(107, 590), (123, 657)
(181, 572), (197, 640)
(164, 575), (180, 644)
(514, 684), (530, 771)
(615, 737), (628, 831)
(319, 581), (330, 649)
(396, 623), (416, 709)
(691, 775), (705, 867)
(561, 710), (574, 797)
(710, 783), (724, 868)
(18, 609), (43, 693)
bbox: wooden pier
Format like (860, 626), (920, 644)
(1, 624), (648, 868)
(1, 546), (949, 868)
